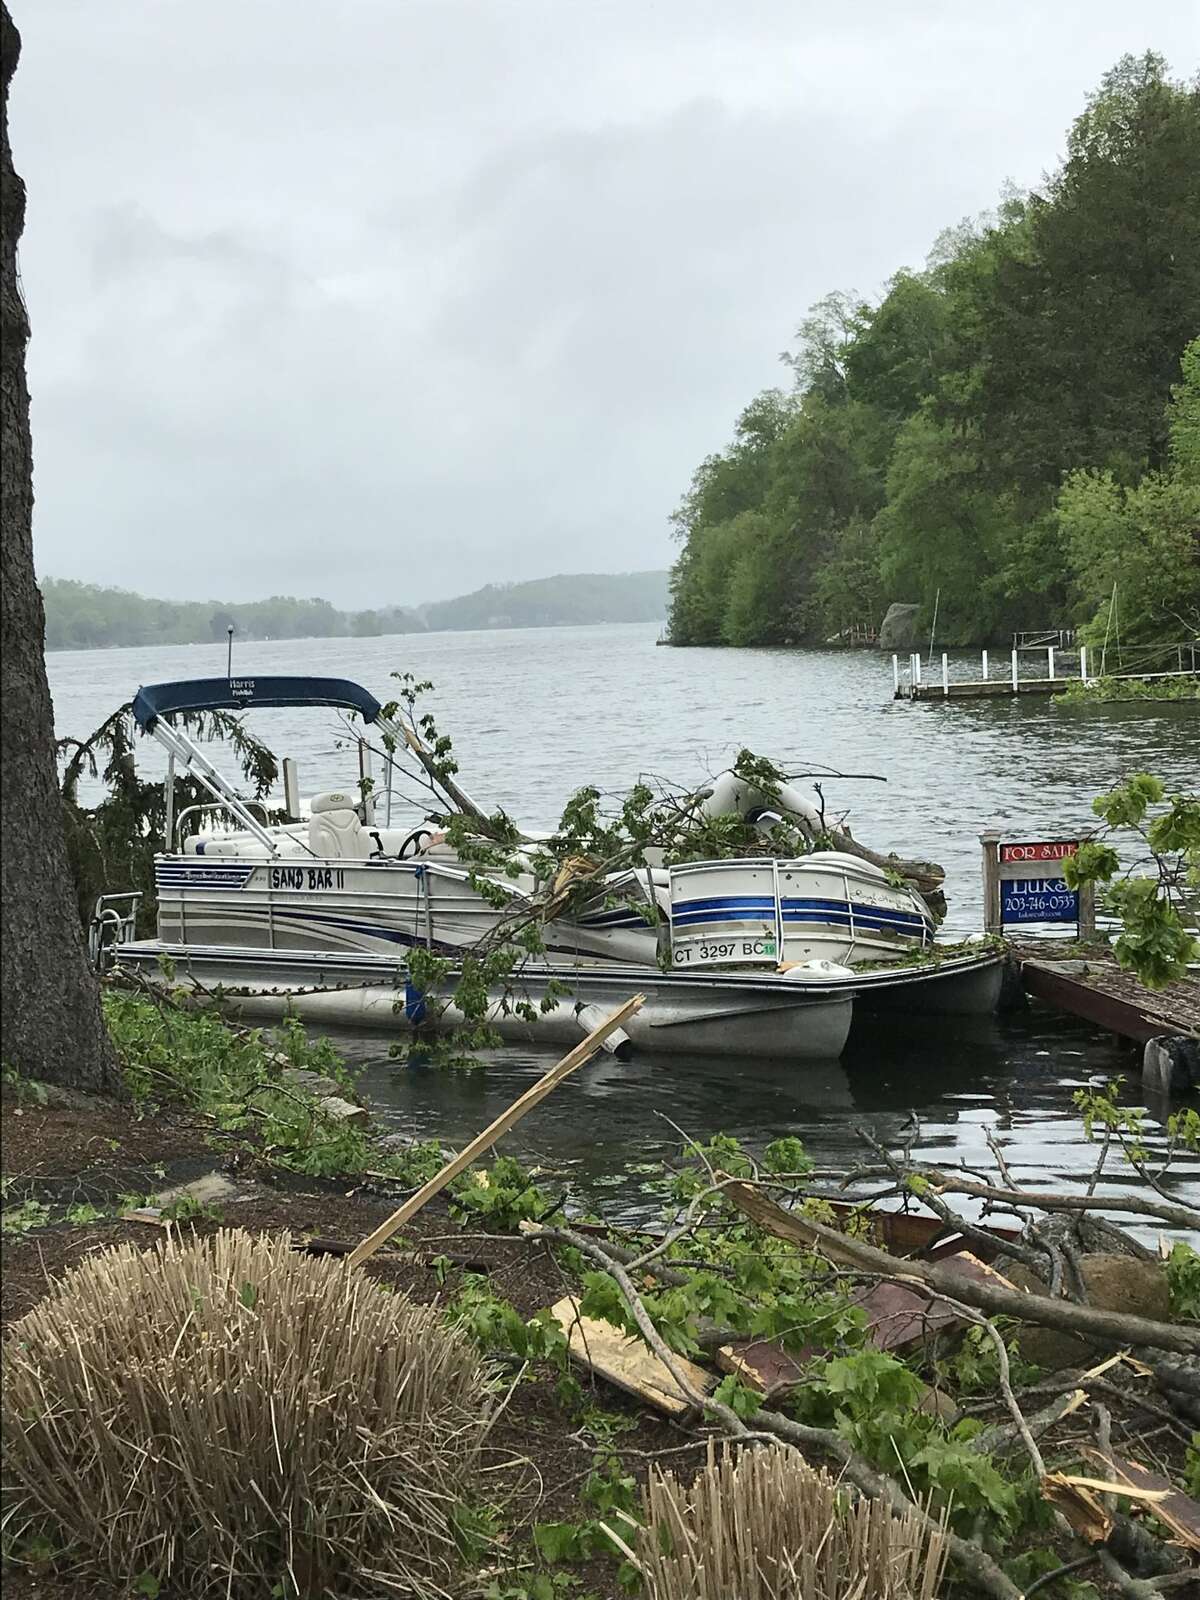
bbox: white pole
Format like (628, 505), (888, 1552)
(1047, 645), (1055, 681)
(1011, 648), (1019, 692)
(1079, 645), (1088, 684)
(914, 652), (922, 685)
(942, 652), (949, 697)
(981, 648), (989, 681)
(892, 654), (900, 692)
(165, 753), (176, 851)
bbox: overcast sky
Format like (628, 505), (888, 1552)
(11, 2), (1199, 608)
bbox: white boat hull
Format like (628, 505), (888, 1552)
(113, 942), (856, 1063)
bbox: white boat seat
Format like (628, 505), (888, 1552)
(183, 829), (308, 858)
(308, 791), (371, 860)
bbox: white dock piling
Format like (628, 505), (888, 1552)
(1011, 649), (1018, 691)
(892, 654), (900, 692)
(1079, 645), (1088, 683)
(1048, 645), (1056, 681)
(942, 653), (949, 696)
(981, 648), (989, 681)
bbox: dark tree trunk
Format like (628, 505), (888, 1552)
(1, 4), (122, 1094)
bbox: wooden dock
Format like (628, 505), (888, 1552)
(900, 669), (1199, 702)
(892, 641), (1199, 702)
(1020, 954), (1200, 1045)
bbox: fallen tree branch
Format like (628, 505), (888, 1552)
(859, 1130), (1050, 1276)
(971, 1388), (1087, 1460)
(721, 1180), (1200, 1358)
(919, 1175), (1200, 1234)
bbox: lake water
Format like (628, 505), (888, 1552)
(47, 623), (1200, 1223)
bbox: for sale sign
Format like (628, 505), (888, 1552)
(998, 840), (1080, 925)
(1000, 841), (1079, 866)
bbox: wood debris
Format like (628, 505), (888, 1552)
(1080, 1447), (1200, 1552)
(549, 1296), (716, 1418)
(1040, 1472), (1114, 1543)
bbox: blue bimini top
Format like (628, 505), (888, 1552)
(131, 676), (384, 731)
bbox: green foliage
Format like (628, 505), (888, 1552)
(711, 1374), (763, 1419)
(943, 1324), (1040, 1397)
(1056, 674), (1200, 703)
(0, 1195), (50, 1236)
(531, 1456), (638, 1569)
(481, 1573), (584, 1600)
(101, 988), (443, 1184)
(1072, 1079), (1150, 1162)
(449, 1156), (553, 1231)
(485, 1577), (585, 1600)
(158, 1193), (223, 1225)
(667, 57), (1200, 649)
(532, 1522), (593, 1566)
(1063, 773), (1200, 988)
(449, 1276), (568, 1367)
(787, 1347), (1027, 1533)
(762, 1135), (814, 1176)
(1166, 1242), (1200, 1323)
(1, 1065), (49, 1106)
(1186, 1435), (1200, 1499)
(59, 700), (279, 937)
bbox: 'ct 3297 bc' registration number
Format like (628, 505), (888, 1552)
(673, 937), (777, 967)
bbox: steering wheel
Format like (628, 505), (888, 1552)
(397, 826), (434, 860)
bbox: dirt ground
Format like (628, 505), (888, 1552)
(1, 1092), (682, 1600)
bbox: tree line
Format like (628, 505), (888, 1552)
(667, 54), (1200, 651)
(40, 570), (669, 651)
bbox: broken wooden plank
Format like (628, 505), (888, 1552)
(121, 1206), (168, 1227)
(1080, 1447), (1200, 1552)
(716, 1339), (807, 1397)
(852, 1250), (1013, 1353)
(549, 1296), (716, 1419)
(1041, 1472), (1114, 1543)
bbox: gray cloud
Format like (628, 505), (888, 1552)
(10, 0), (1199, 606)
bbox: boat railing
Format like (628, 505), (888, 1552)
(87, 891), (143, 969)
(175, 799), (273, 851)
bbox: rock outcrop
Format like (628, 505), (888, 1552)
(878, 602), (922, 650)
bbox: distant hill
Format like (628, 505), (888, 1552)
(421, 572), (669, 632)
(40, 571), (669, 651)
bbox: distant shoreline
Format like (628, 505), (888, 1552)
(45, 615), (667, 655)
(41, 571), (670, 652)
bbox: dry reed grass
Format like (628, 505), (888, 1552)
(2, 1229), (491, 1597)
(635, 1442), (949, 1600)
